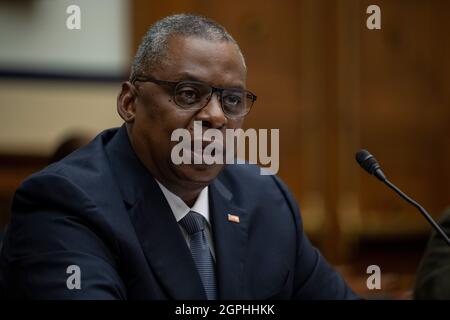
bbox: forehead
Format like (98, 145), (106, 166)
(153, 36), (246, 88)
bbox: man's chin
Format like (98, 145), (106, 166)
(172, 162), (224, 186)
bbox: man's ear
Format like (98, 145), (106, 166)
(117, 81), (137, 123)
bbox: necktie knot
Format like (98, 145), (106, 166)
(179, 211), (205, 235)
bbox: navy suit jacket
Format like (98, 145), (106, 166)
(0, 126), (357, 299)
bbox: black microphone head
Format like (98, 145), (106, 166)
(355, 149), (386, 181)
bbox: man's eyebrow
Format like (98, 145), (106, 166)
(173, 72), (246, 90)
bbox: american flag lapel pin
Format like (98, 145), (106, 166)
(227, 214), (240, 223)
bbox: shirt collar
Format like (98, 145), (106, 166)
(155, 179), (210, 225)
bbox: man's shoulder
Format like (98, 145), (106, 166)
(18, 128), (120, 202)
(218, 164), (294, 207)
(220, 164), (286, 189)
(38, 128), (117, 177)
(220, 163), (274, 183)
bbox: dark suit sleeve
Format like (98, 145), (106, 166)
(272, 176), (359, 299)
(1, 173), (126, 299)
(414, 208), (450, 299)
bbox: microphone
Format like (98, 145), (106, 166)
(355, 149), (450, 247)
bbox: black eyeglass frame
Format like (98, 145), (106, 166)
(130, 76), (257, 118)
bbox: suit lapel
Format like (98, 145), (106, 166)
(105, 125), (206, 299)
(210, 178), (249, 299)
(128, 181), (207, 300)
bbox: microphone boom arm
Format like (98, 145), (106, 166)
(383, 178), (450, 246)
(356, 149), (450, 247)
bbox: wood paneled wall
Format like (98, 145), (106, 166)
(358, 0), (450, 240)
(129, 0), (450, 262)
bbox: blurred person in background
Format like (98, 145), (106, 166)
(414, 207), (450, 299)
(48, 133), (93, 164)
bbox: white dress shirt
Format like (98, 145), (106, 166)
(155, 179), (216, 259)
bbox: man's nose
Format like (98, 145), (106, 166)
(195, 93), (227, 129)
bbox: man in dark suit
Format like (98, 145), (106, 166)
(414, 208), (450, 299)
(0, 14), (357, 299)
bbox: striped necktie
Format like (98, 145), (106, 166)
(179, 210), (217, 300)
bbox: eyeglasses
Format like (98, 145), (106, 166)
(131, 76), (257, 118)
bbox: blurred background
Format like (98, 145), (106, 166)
(1, 0), (449, 299)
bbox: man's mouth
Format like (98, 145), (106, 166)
(190, 139), (224, 159)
